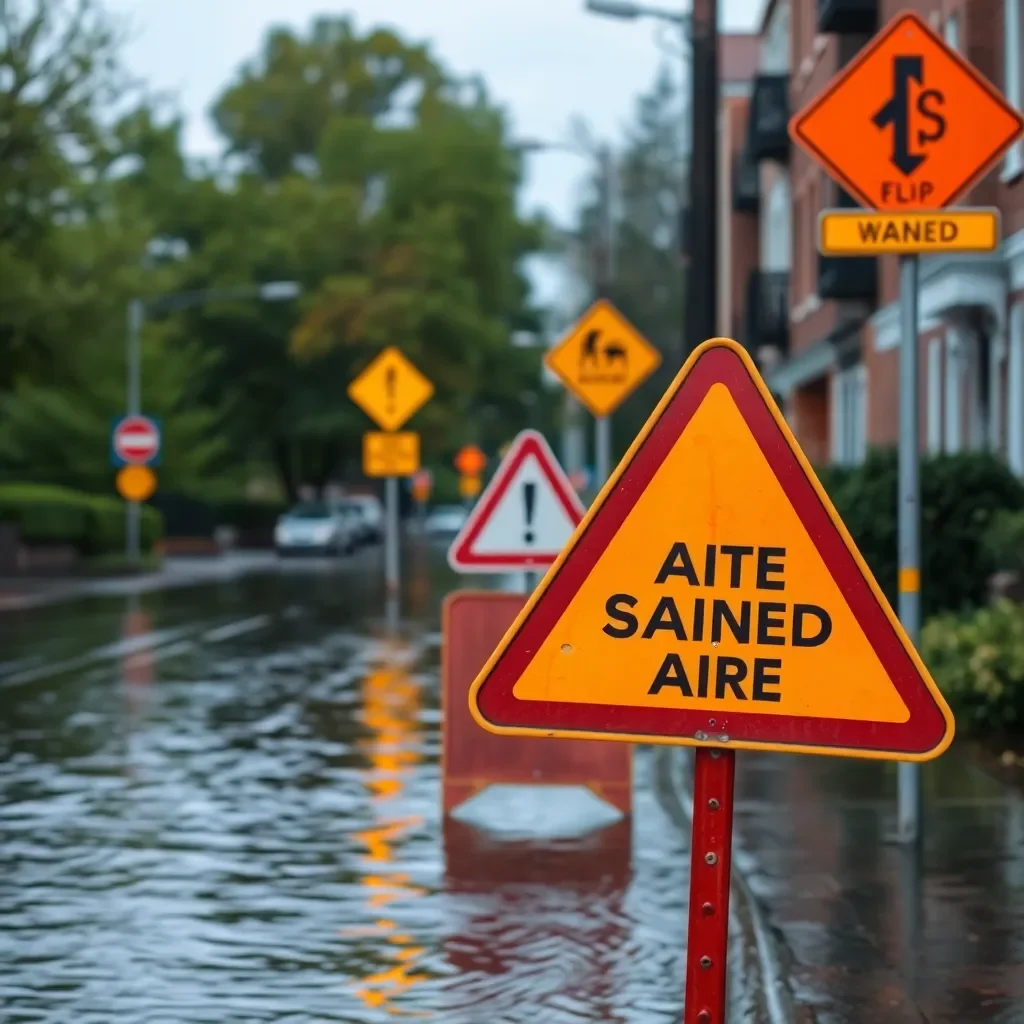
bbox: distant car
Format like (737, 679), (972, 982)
(274, 500), (357, 556)
(424, 504), (468, 537)
(344, 494), (384, 544)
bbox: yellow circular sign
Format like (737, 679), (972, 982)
(116, 464), (157, 502)
(459, 474), (482, 499)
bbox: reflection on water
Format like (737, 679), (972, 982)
(0, 573), (692, 1023)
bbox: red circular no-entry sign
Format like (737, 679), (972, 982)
(113, 415), (161, 465)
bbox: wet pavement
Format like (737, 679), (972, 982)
(0, 543), (722, 1024)
(704, 747), (1024, 1023)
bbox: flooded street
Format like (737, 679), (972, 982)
(0, 549), (701, 1023)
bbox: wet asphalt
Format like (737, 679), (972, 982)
(0, 544), (709, 1024)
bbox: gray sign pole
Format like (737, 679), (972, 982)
(125, 299), (144, 563)
(896, 254), (922, 845)
(594, 415), (612, 489)
(384, 475), (400, 630)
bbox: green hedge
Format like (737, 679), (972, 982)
(0, 483), (163, 554)
(984, 509), (1024, 576)
(922, 599), (1024, 733)
(818, 449), (1024, 618)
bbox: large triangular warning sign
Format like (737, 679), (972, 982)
(469, 340), (955, 761)
(448, 430), (585, 573)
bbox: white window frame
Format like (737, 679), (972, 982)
(830, 364), (868, 465)
(926, 338), (943, 453)
(761, 174), (791, 272)
(1009, 303), (1024, 475)
(1004, 0), (1024, 181)
(944, 331), (963, 454)
(944, 13), (959, 50)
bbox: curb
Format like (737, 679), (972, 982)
(652, 746), (795, 1024)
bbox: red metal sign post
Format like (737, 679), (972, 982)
(683, 748), (736, 1023)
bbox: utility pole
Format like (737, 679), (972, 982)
(594, 144), (616, 487)
(684, 0), (718, 354)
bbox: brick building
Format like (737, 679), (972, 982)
(720, 0), (1024, 475)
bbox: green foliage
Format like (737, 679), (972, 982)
(0, 483), (163, 553)
(818, 449), (1024, 617)
(984, 509), (1024, 575)
(922, 599), (1024, 733)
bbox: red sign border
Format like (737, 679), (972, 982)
(788, 10), (1024, 211)
(448, 429), (585, 572)
(469, 339), (955, 760)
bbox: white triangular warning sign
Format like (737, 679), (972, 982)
(448, 430), (585, 573)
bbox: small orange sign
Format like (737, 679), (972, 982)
(458, 475), (483, 500)
(116, 464), (157, 502)
(362, 431), (420, 477)
(454, 445), (486, 477)
(470, 338), (955, 762)
(789, 11), (1024, 211)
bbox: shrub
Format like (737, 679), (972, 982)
(0, 483), (163, 554)
(984, 509), (1024, 576)
(819, 449), (1024, 617)
(922, 599), (1024, 733)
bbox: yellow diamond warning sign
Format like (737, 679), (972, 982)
(348, 347), (434, 432)
(470, 338), (954, 761)
(545, 300), (661, 417)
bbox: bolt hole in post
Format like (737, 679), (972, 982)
(683, 747), (736, 1023)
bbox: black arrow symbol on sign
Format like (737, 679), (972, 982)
(873, 55), (926, 177)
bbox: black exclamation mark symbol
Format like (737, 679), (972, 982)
(385, 365), (397, 414)
(523, 482), (536, 545)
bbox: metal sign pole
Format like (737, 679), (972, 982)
(595, 415), (612, 488)
(683, 748), (735, 1023)
(384, 475), (401, 615)
(125, 300), (143, 563)
(896, 254), (922, 846)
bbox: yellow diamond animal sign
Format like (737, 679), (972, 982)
(545, 300), (661, 417)
(348, 347), (434, 432)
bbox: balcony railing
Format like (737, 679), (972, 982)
(748, 75), (790, 164)
(732, 149), (759, 213)
(744, 270), (789, 354)
(817, 0), (877, 35)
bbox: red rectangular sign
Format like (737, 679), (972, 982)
(442, 590), (632, 815)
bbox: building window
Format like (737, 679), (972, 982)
(944, 13), (959, 50)
(1004, 0), (1024, 181)
(944, 330), (963, 454)
(831, 364), (868, 465)
(1009, 303), (1024, 475)
(761, 175), (791, 272)
(926, 338), (943, 453)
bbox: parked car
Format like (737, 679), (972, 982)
(274, 500), (357, 556)
(343, 494), (384, 544)
(423, 504), (468, 538)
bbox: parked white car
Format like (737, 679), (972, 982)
(274, 501), (357, 556)
(342, 494), (384, 544)
(423, 504), (469, 538)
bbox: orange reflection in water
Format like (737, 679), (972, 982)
(348, 655), (430, 1016)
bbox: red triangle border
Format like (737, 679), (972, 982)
(475, 344), (951, 757)
(448, 430), (585, 570)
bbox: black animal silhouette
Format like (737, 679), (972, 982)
(603, 342), (627, 368)
(579, 329), (602, 370)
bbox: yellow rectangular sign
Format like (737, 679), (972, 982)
(363, 432), (420, 478)
(818, 208), (1000, 255)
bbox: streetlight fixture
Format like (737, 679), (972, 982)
(583, 0), (711, 362)
(584, 0), (689, 26)
(122, 280), (302, 561)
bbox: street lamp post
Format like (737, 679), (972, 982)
(123, 281), (301, 562)
(517, 137), (617, 486)
(584, 0), (712, 359)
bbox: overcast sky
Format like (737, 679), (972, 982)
(107, 0), (765, 308)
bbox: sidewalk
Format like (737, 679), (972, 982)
(0, 551), (280, 610)
(682, 746), (1024, 1023)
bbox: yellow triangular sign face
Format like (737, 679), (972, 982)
(470, 339), (954, 761)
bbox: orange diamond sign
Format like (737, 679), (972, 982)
(789, 10), (1024, 211)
